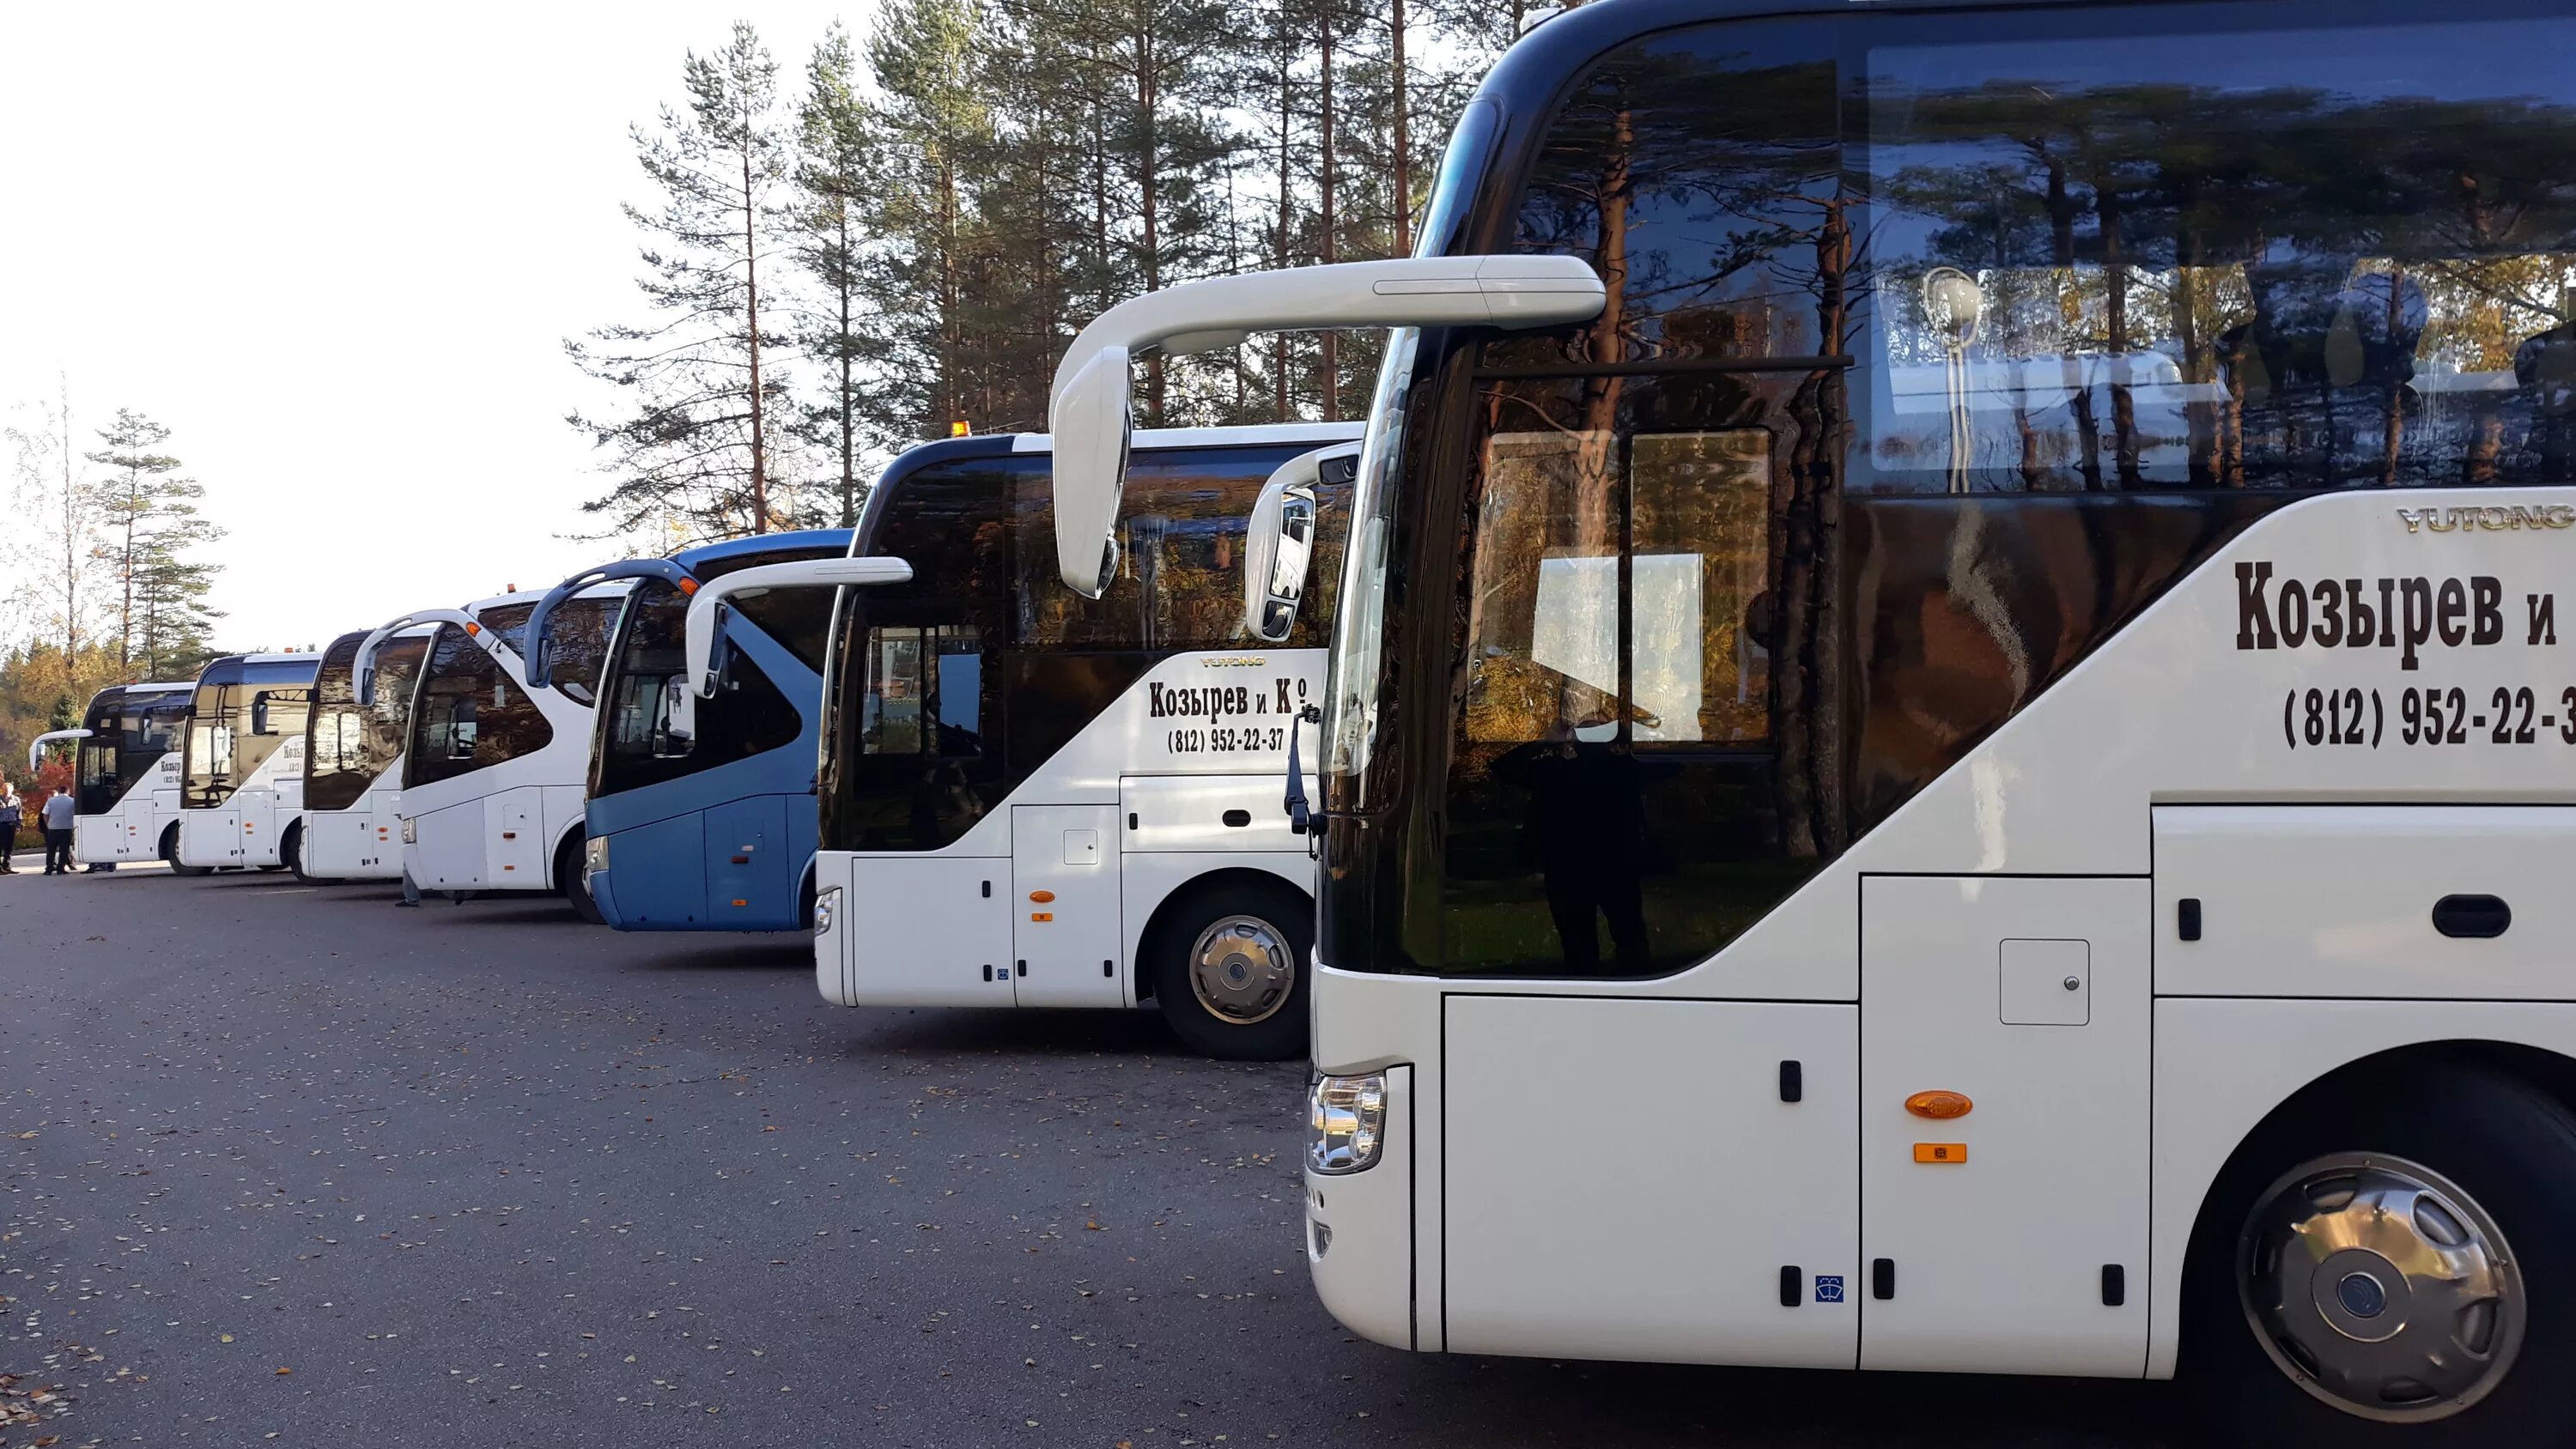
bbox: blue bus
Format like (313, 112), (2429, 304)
(525, 530), (848, 931)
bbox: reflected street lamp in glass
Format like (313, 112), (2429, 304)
(1923, 267), (1985, 494)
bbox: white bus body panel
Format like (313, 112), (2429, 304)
(75, 750), (184, 863)
(177, 735), (305, 869)
(1307, 487), (2576, 1377)
(818, 649), (1324, 1011)
(2154, 803), (2576, 998)
(1443, 996), (1861, 1368)
(399, 635), (596, 893)
(302, 758), (406, 879)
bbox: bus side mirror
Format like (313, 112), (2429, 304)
(699, 602), (736, 696)
(653, 677), (695, 757)
(1243, 464), (1321, 644)
(1051, 345), (1133, 598)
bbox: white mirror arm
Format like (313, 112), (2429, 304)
(1047, 255), (1607, 421)
(27, 729), (90, 773)
(672, 556), (914, 740)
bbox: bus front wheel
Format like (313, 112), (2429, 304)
(1147, 878), (1311, 1062)
(2182, 1062), (2576, 1446)
(160, 824), (211, 878)
(283, 822), (336, 885)
(558, 835), (603, 925)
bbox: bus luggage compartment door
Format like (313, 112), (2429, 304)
(1442, 995), (1860, 1367)
(1012, 805), (1124, 1009)
(1859, 876), (2149, 1377)
(703, 796), (787, 925)
(845, 855), (1014, 1007)
(490, 791), (545, 883)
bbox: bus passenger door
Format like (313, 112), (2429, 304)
(1011, 804), (1124, 1008)
(704, 795), (787, 924)
(1859, 876), (2150, 1376)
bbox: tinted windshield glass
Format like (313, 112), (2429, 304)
(184, 677), (310, 808)
(407, 627), (552, 787)
(307, 633), (429, 812)
(590, 580), (804, 799)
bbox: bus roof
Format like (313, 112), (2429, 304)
(84, 681), (194, 710)
(195, 655), (320, 688)
(670, 529), (854, 573)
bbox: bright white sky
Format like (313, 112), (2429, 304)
(0, 2), (867, 652)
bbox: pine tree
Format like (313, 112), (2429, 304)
(570, 22), (796, 542)
(790, 24), (879, 527)
(85, 408), (222, 673)
(865, 0), (995, 440)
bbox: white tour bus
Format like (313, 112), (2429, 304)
(1042, 0), (2576, 1440)
(25, 681), (195, 867)
(173, 652), (319, 874)
(359, 587), (623, 911)
(295, 625), (435, 882)
(674, 424), (1358, 1058)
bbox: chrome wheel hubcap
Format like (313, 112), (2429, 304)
(2238, 1153), (2523, 1422)
(1188, 915), (1295, 1025)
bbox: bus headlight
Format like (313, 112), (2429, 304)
(813, 885), (841, 935)
(399, 816), (416, 845)
(1308, 1072), (1386, 1174)
(585, 835), (610, 875)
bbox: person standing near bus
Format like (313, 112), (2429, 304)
(39, 785), (77, 875)
(0, 780), (21, 874)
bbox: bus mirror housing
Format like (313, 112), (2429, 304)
(1048, 254), (1606, 597)
(356, 609), (494, 706)
(670, 555), (915, 743)
(1243, 443), (1358, 643)
(27, 728), (89, 772)
(526, 559), (696, 692)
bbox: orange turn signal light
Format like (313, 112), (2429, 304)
(1905, 1090), (1973, 1120)
(1029, 889), (1056, 904)
(463, 622), (481, 635)
(677, 577), (701, 596)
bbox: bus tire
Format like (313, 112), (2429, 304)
(558, 834), (603, 925)
(283, 822), (336, 884)
(161, 823), (211, 878)
(2180, 1061), (2576, 1446)
(1146, 876), (1311, 1062)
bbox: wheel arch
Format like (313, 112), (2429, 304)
(2149, 1001), (2576, 1380)
(549, 820), (587, 890)
(1128, 863), (1313, 1004)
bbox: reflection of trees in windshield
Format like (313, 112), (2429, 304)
(1874, 71), (2576, 489)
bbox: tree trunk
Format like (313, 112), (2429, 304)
(1273, 21), (1294, 419)
(838, 203), (857, 527)
(1390, 0), (1411, 257)
(1136, 6), (1166, 423)
(1317, 5), (1339, 421)
(741, 141), (770, 534)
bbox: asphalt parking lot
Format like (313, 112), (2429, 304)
(1, 864), (2184, 1447)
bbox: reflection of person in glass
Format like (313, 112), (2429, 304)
(1498, 716), (1655, 973)
(908, 760), (984, 846)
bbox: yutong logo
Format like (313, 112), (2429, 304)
(1197, 656), (1267, 668)
(2397, 504), (2576, 533)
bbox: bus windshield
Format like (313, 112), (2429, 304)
(307, 630), (431, 813)
(404, 601), (562, 788)
(76, 689), (185, 814)
(590, 560), (835, 800)
(185, 677), (312, 809)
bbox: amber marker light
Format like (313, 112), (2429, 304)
(1914, 1143), (1968, 1164)
(677, 577), (701, 596)
(1029, 890), (1056, 903)
(1905, 1090), (1973, 1119)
